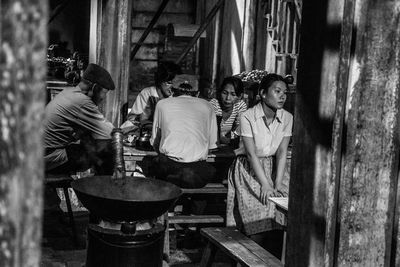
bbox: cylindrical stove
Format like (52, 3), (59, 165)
(71, 176), (182, 267)
(86, 221), (165, 267)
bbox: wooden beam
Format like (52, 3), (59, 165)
(0, 0), (47, 266)
(130, 0), (170, 61)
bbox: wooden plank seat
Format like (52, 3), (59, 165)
(44, 174), (78, 246)
(180, 183), (228, 194)
(169, 215), (224, 224)
(200, 227), (283, 267)
(164, 182), (228, 259)
(168, 183), (228, 224)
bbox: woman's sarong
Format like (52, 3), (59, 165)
(226, 155), (289, 235)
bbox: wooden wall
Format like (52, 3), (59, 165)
(130, 0), (196, 106)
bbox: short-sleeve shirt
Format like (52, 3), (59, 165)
(44, 86), (114, 169)
(150, 95), (218, 163)
(209, 99), (247, 138)
(239, 102), (293, 157)
(127, 86), (160, 121)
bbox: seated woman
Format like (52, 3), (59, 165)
(209, 76), (247, 146)
(226, 73), (292, 255)
(121, 61), (181, 130)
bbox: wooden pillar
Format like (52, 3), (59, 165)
(219, 0), (258, 78)
(287, 0), (400, 266)
(242, 0), (257, 71)
(198, 0), (223, 91)
(337, 1), (400, 265)
(286, 0), (344, 265)
(0, 1), (47, 266)
(253, 0), (268, 70)
(89, 0), (132, 126)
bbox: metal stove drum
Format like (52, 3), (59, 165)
(72, 176), (182, 267)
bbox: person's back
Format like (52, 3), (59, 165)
(150, 81), (218, 188)
(153, 96), (217, 162)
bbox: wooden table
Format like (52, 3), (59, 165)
(123, 145), (235, 162)
(123, 145), (236, 176)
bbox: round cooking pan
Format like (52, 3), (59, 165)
(71, 176), (182, 222)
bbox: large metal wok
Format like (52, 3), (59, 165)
(71, 176), (182, 223)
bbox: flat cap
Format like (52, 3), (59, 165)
(82, 63), (115, 90)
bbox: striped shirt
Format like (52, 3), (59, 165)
(209, 98), (247, 138)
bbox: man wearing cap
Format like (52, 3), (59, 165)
(150, 78), (218, 188)
(44, 63), (115, 175)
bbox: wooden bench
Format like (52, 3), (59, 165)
(44, 174), (78, 246)
(168, 183), (228, 224)
(164, 183), (228, 260)
(200, 227), (283, 267)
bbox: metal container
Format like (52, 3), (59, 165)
(72, 176), (182, 266)
(86, 223), (165, 267)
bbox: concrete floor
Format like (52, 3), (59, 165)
(40, 210), (232, 267)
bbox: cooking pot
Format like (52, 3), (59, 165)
(136, 132), (152, 150)
(71, 176), (182, 222)
(136, 123), (153, 151)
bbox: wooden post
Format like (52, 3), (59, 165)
(324, 0), (356, 265)
(336, 1), (400, 265)
(0, 1), (47, 266)
(286, 0), (344, 265)
(254, 0), (268, 70)
(287, 0), (400, 266)
(89, 0), (132, 126)
(219, 0), (259, 77)
(242, 0), (257, 71)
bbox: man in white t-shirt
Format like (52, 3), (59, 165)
(150, 81), (218, 188)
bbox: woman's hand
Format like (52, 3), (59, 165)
(260, 184), (274, 205)
(273, 184), (288, 197)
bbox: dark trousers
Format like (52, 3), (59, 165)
(46, 142), (114, 176)
(152, 154), (216, 189)
(44, 141), (113, 212)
